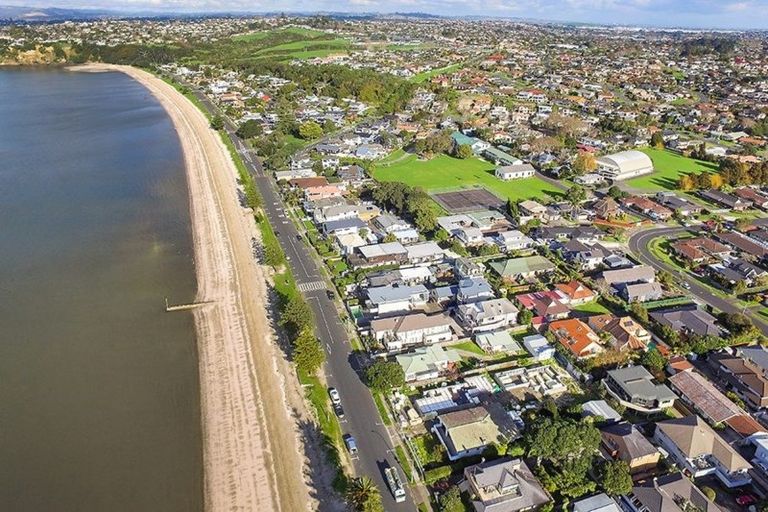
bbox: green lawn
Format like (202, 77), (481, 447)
(572, 300), (611, 315)
(451, 340), (486, 355)
(410, 64), (462, 83)
(625, 148), (719, 191)
(232, 27), (327, 42)
(373, 153), (562, 203)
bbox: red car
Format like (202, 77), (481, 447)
(736, 493), (757, 506)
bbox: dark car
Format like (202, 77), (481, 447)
(326, 289), (335, 300)
(296, 234), (303, 241)
(333, 404), (345, 418)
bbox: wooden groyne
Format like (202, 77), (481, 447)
(165, 298), (215, 312)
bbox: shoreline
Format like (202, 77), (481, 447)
(72, 64), (310, 511)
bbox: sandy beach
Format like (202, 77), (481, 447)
(73, 64), (312, 511)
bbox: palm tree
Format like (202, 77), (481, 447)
(345, 476), (378, 510)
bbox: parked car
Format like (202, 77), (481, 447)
(333, 404), (345, 418)
(326, 289), (335, 300)
(328, 387), (341, 405)
(343, 434), (358, 454)
(736, 493), (757, 506)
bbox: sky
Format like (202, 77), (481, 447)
(7, 0), (768, 29)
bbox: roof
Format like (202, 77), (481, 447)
(358, 241), (407, 259)
(601, 422), (658, 461)
(549, 318), (601, 357)
(464, 457), (550, 512)
(371, 312), (453, 335)
(630, 472), (723, 512)
(582, 400), (622, 423)
(573, 493), (621, 512)
(366, 284), (428, 305)
(489, 255), (556, 277)
(606, 366), (676, 403)
(649, 305), (722, 338)
(476, 331), (522, 352)
(396, 345), (461, 376)
(741, 345), (768, 372)
(601, 265), (655, 285)
(597, 150), (653, 173)
(656, 415), (750, 472)
(554, 280), (595, 301)
(438, 404), (517, 455)
(669, 370), (743, 424)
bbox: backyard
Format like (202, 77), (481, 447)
(373, 152), (562, 203)
(625, 148), (719, 191)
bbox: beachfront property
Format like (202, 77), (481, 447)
(432, 404), (518, 460)
(370, 312), (457, 351)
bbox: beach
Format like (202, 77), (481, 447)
(74, 64), (312, 511)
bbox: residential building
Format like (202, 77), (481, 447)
(489, 255), (557, 283)
(549, 318), (603, 359)
(475, 330), (522, 354)
(365, 284), (429, 315)
(600, 422), (660, 475)
(655, 192), (701, 217)
(668, 368), (744, 425)
(371, 312), (456, 352)
(457, 277), (495, 304)
(522, 334), (555, 361)
(405, 241), (445, 265)
(396, 345), (461, 383)
(603, 366), (676, 414)
(654, 415), (752, 487)
(601, 265), (656, 287)
(495, 163), (536, 180)
(462, 457), (550, 512)
(700, 189), (752, 210)
(553, 280), (596, 305)
(432, 404), (518, 461)
(573, 494), (621, 512)
(618, 281), (664, 303)
(587, 315), (652, 352)
(495, 230), (534, 252)
(649, 305), (724, 338)
(582, 400), (623, 424)
(353, 242), (407, 267)
(709, 352), (768, 409)
(672, 237), (731, 265)
(457, 298), (519, 333)
(622, 473), (723, 512)
(494, 365), (568, 397)
(515, 290), (570, 320)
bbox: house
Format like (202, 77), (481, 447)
(432, 404), (518, 460)
(475, 330), (522, 354)
(708, 258), (768, 287)
(587, 315), (652, 352)
(548, 318), (603, 359)
(573, 494), (621, 512)
(457, 298), (519, 333)
(735, 187), (768, 210)
(353, 242), (407, 267)
(522, 334), (555, 361)
(336, 164), (367, 186)
(649, 305), (724, 338)
(535, 226), (604, 245)
(495, 230), (535, 252)
(454, 258), (486, 280)
(495, 163), (536, 181)
(396, 345), (461, 382)
(457, 277), (496, 304)
(708, 352), (768, 409)
(488, 256), (557, 283)
(456, 226), (484, 247)
(672, 237), (731, 265)
(601, 265), (656, 287)
(517, 200), (548, 223)
(618, 281), (664, 303)
(601, 422), (660, 475)
(451, 131), (491, 154)
(392, 228), (420, 245)
(622, 472), (723, 512)
(371, 312), (456, 352)
(304, 184), (344, 201)
(554, 280), (596, 305)
(322, 217), (366, 237)
(462, 457), (550, 512)
(717, 232), (768, 260)
(483, 146), (523, 166)
(374, 213), (411, 234)
(515, 290), (570, 320)
(603, 366), (676, 414)
(655, 192), (701, 217)
(668, 369), (744, 425)
(700, 189), (752, 211)
(365, 284), (429, 315)
(654, 415), (752, 487)
(406, 242), (445, 265)
(560, 240), (607, 271)
(597, 150), (654, 181)
(622, 195), (673, 221)
(593, 197), (621, 219)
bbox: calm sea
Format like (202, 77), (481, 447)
(0, 68), (203, 512)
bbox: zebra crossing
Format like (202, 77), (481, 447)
(298, 280), (326, 292)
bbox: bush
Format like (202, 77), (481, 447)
(424, 465), (453, 485)
(701, 486), (716, 501)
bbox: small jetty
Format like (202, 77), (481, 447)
(165, 297), (215, 312)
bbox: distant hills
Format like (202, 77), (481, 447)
(0, 5), (116, 21)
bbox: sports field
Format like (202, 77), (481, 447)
(230, 27), (350, 61)
(373, 152), (562, 202)
(625, 148), (719, 191)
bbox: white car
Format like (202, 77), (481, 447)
(328, 387), (341, 405)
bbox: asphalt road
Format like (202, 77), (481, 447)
(627, 226), (768, 337)
(181, 80), (416, 509)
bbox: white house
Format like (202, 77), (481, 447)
(522, 334), (555, 361)
(495, 163), (536, 181)
(365, 284), (429, 315)
(456, 299), (519, 333)
(371, 312), (456, 352)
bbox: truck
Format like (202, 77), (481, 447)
(384, 466), (406, 503)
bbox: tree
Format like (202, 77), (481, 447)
(454, 143), (473, 159)
(573, 152), (597, 175)
(600, 460), (633, 496)
(293, 329), (325, 375)
(264, 241), (284, 267)
(279, 295), (314, 334)
(365, 360), (405, 391)
(210, 115), (225, 131)
(565, 184), (587, 207)
(518, 308), (534, 326)
(345, 476), (383, 512)
(651, 131), (665, 149)
(629, 302), (649, 323)
(236, 119), (262, 139)
(298, 120), (323, 140)
(440, 486), (464, 512)
(607, 185), (628, 200)
(476, 244), (500, 257)
(525, 417), (601, 463)
(719, 311), (754, 336)
(640, 348), (666, 374)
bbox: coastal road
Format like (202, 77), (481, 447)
(179, 79), (416, 509)
(628, 226), (768, 336)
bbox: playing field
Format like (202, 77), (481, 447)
(373, 152), (562, 202)
(410, 64), (462, 83)
(230, 27), (351, 61)
(625, 148), (719, 191)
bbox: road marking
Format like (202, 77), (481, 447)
(326, 342), (332, 354)
(298, 281), (325, 292)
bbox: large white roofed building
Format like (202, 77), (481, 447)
(597, 150), (654, 181)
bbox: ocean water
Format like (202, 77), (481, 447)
(0, 67), (203, 512)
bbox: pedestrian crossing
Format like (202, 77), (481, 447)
(298, 280), (326, 292)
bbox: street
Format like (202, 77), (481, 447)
(182, 80), (417, 510)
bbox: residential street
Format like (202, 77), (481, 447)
(183, 81), (417, 510)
